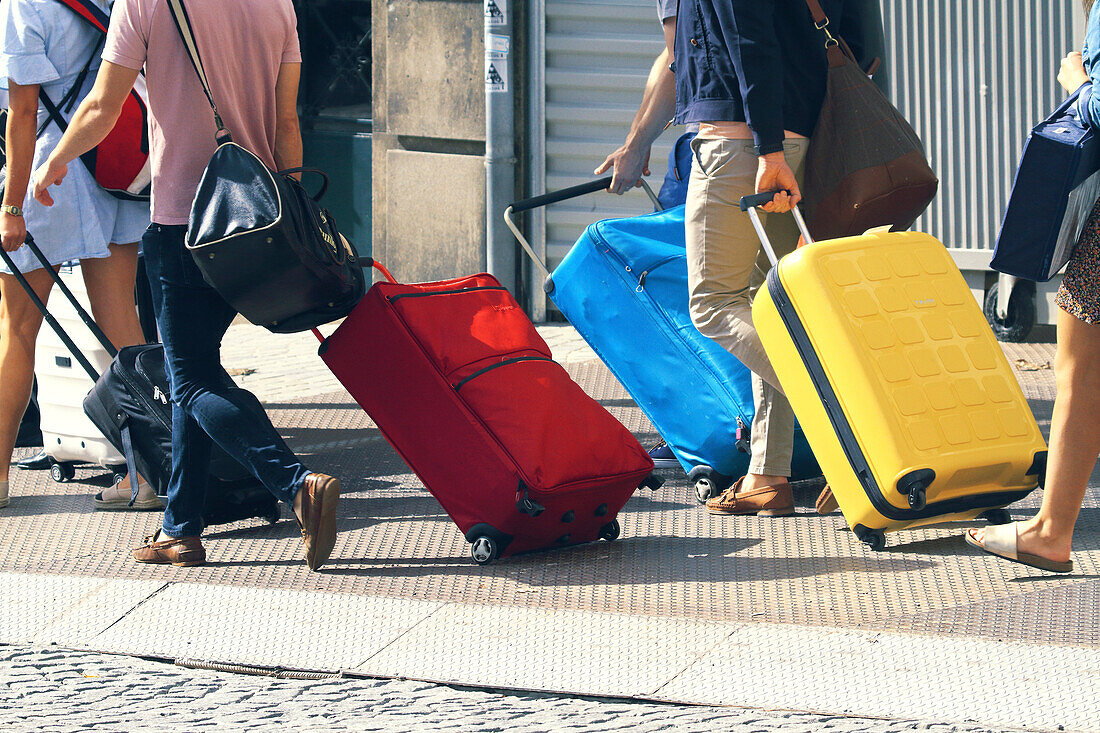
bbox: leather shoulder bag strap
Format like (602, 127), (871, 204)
(803, 0), (853, 67)
(803, 0), (829, 27)
(164, 0), (231, 142)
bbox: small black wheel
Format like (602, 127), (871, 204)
(265, 506), (281, 525)
(907, 489), (927, 511)
(862, 530), (887, 552)
(598, 519), (621, 542)
(984, 281), (1035, 343)
(470, 535), (498, 565)
(980, 508), (1012, 526)
(49, 461), (74, 483)
(694, 478), (714, 504)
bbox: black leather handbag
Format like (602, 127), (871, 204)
(167, 0), (365, 333)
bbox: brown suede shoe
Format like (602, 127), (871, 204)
(294, 473), (341, 570)
(132, 530), (206, 567)
(815, 484), (839, 515)
(706, 477), (795, 516)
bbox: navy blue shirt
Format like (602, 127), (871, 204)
(673, 0), (870, 155)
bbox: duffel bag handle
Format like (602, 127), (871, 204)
(278, 167), (329, 201)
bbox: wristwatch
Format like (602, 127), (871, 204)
(1, 204), (22, 217)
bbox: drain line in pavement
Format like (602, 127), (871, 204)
(175, 658), (342, 680)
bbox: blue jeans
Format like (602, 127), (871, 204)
(142, 224), (309, 537)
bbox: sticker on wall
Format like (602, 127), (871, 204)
(485, 0), (506, 26)
(486, 33), (509, 93)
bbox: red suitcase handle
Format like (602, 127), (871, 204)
(312, 258), (396, 343)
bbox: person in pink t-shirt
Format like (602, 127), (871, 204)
(31, 0), (343, 571)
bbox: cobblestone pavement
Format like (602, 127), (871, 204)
(0, 645), (1030, 733)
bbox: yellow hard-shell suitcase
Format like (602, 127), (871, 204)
(741, 193), (1046, 550)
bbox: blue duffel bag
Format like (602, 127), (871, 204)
(506, 181), (820, 503)
(992, 87), (1100, 281)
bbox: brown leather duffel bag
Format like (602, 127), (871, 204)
(801, 0), (938, 241)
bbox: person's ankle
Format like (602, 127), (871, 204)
(1017, 517), (1073, 558)
(741, 473), (788, 491)
(292, 485), (304, 520)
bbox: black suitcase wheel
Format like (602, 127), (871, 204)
(688, 466), (728, 504)
(694, 477), (715, 504)
(265, 505), (282, 525)
(598, 519), (621, 542)
(854, 524), (887, 552)
(470, 535), (499, 565)
(49, 461), (75, 483)
(863, 530), (887, 551)
(980, 508), (1012, 526)
(984, 281), (1035, 344)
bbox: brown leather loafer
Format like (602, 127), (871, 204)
(132, 530), (205, 567)
(295, 473), (341, 570)
(706, 477), (795, 516)
(815, 484), (839, 515)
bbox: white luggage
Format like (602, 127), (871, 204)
(34, 265), (125, 483)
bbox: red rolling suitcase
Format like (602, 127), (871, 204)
(315, 263), (659, 564)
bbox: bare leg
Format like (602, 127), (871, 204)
(0, 269), (56, 483)
(972, 307), (1100, 563)
(81, 243), (146, 351)
(81, 243), (151, 496)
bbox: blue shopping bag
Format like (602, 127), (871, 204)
(992, 87), (1100, 281)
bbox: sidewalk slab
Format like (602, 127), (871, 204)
(0, 574), (163, 648)
(89, 583), (446, 672)
(356, 603), (732, 699)
(658, 622), (1100, 731)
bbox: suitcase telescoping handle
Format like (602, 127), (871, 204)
(505, 177), (661, 279)
(0, 234), (117, 383)
(739, 190), (815, 267)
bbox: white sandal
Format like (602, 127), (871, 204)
(965, 522), (1073, 574)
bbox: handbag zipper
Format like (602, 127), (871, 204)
(113, 356), (172, 435)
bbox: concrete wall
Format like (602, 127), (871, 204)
(372, 0), (486, 283)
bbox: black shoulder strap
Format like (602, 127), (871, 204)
(164, 0), (231, 142)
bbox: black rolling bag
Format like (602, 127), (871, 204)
(1, 235), (280, 527)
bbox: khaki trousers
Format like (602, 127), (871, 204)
(685, 137), (809, 477)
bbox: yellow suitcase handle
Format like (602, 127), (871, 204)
(739, 190), (815, 266)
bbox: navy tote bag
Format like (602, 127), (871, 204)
(992, 87), (1100, 281)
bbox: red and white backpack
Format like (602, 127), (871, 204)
(38, 0), (151, 201)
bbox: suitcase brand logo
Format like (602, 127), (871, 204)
(914, 297), (936, 307)
(491, 304), (517, 313)
(153, 386), (168, 405)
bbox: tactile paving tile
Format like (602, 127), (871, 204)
(0, 573), (162, 646)
(874, 577), (1100, 646)
(357, 604), (733, 698)
(90, 582), (445, 671)
(1, 341), (1096, 648)
(657, 621), (1100, 731)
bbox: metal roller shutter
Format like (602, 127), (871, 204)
(881, 1), (1079, 266)
(528, 0), (675, 319)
